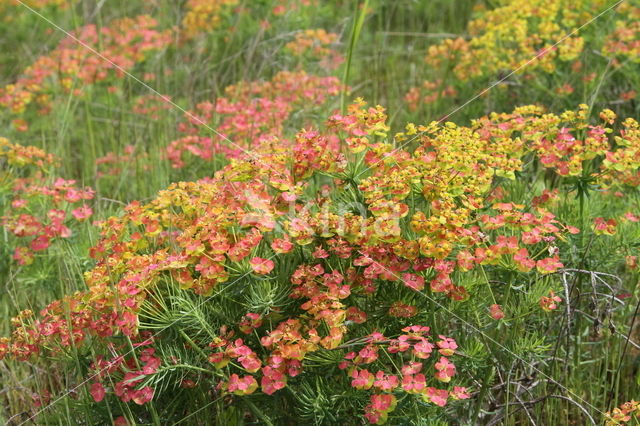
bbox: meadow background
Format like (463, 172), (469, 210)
(0, 0), (640, 424)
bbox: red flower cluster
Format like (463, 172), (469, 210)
(540, 290), (562, 312)
(88, 337), (159, 405)
(405, 79), (457, 112)
(602, 4), (640, 65)
(167, 71), (341, 168)
(1, 139), (94, 265)
(341, 327), (468, 422)
(606, 399), (640, 425)
(0, 15), (172, 127)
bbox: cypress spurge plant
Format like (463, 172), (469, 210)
(2, 99), (640, 423)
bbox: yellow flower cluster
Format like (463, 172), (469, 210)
(601, 118), (640, 186)
(181, 0), (239, 39)
(425, 0), (609, 81)
(0, 137), (57, 169)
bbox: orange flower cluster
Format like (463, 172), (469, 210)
(606, 400), (640, 425)
(404, 80), (457, 112)
(271, 0), (317, 16)
(0, 15), (172, 127)
(285, 29), (343, 68)
(0, 136), (57, 169)
(602, 4), (640, 64)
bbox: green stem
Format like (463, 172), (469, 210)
(179, 329), (210, 362)
(341, 0), (370, 114)
(472, 364), (495, 422)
